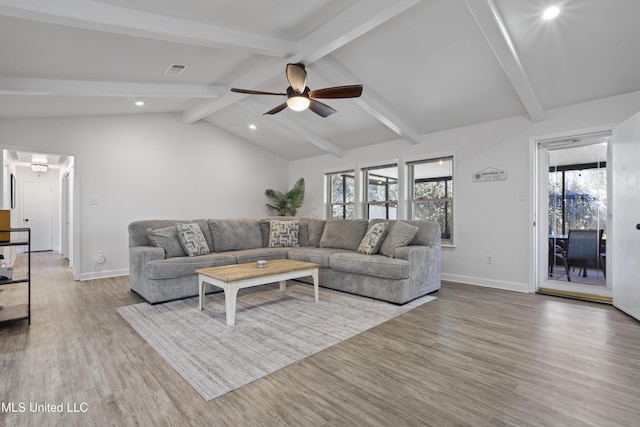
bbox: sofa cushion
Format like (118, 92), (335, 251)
(319, 219), (368, 251)
(287, 247), (351, 268)
(175, 223), (210, 256)
(357, 222), (389, 255)
(147, 226), (187, 258)
(145, 253), (236, 280)
(268, 219), (300, 247)
(209, 219), (263, 252)
(301, 218), (326, 247)
(379, 221), (419, 258)
(226, 247), (290, 264)
(329, 252), (410, 280)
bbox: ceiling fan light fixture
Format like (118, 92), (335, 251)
(286, 96), (310, 112)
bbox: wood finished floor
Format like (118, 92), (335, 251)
(1, 252), (639, 427)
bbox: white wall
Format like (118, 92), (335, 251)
(0, 113), (289, 280)
(289, 90), (640, 292)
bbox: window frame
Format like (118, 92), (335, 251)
(362, 163), (398, 220)
(326, 170), (356, 220)
(408, 156), (454, 245)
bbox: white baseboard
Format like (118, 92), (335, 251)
(79, 268), (129, 281)
(441, 273), (530, 293)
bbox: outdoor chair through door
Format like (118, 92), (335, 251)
(566, 229), (604, 278)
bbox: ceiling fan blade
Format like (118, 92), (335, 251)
(231, 88), (286, 96)
(309, 85), (363, 99)
(263, 102), (288, 115)
(308, 99), (337, 118)
(286, 63), (307, 94)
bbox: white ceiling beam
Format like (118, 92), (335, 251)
(182, 58), (286, 124)
(241, 98), (346, 158)
(296, 0), (421, 64)
(0, 0), (294, 57)
(312, 58), (421, 145)
(464, 0), (546, 122)
(182, 0), (421, 124)
(0, 76), (225, 98)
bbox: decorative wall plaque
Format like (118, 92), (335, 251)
(473, 167), (507, 182)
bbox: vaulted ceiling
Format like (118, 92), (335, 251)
(1, 0), (639, 160)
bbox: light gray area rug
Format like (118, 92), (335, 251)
(117, 283), (436, 401)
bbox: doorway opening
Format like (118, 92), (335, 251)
(3, 149), (76, 273)
(535, 130), (611, 301)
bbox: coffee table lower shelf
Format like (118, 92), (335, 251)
(196, 260), (320, 326)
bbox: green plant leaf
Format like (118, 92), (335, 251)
(264, 178), (305, 216)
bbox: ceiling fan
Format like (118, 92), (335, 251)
(231, 63), (363, 117)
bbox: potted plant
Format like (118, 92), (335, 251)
(265, 178), (305, 216)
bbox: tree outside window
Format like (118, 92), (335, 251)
(363, 165), (398, 219)
(327, 171), (355, 219)
(548, 163), (606, 236)
(409, 157), (453, 243)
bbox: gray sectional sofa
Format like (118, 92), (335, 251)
(128, 217), (441, 305)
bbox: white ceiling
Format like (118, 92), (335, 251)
(1, 0), (639, 161)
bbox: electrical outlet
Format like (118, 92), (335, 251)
(487, 255), (493, 264)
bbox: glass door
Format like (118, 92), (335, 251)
(536, 133), (611, 299)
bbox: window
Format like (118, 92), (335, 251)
(548, 161), (607, 235)
(326, 171), (355, 219)
(408, 156), (453, 243)
(363, 164), (398, 219)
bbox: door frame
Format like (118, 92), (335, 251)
(1, 148), (79, 280)
(529, 124), (615, 295)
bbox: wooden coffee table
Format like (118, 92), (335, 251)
(196, 259), (320, 325)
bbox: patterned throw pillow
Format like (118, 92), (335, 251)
(357, 222), (389, 255)
(147, 226), (186, 258)
(175, 223), (210, 256)
(268, 219), (300, 247)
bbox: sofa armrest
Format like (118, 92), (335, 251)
(129, 246), (164, 298)
(393, 245), (424, 261)
(396, 244), (441, 290)
(131, 245), (164, 262)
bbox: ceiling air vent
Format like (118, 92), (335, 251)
(164, 64), (188, 76)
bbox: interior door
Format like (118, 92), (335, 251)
(612, 111), (640, 320)
(23, 181), (53, 251)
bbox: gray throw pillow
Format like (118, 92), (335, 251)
(175, 223), (210, 256)
(379, 221), (419, 258)
(268, 219), (300, 247)
(147, 226), (186, 258)
(357, 222), (389, 255)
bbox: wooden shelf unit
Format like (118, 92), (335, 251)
(0, 228), (31, 325)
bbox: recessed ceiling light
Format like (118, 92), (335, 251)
(249, 124), (257, 130)
(543, 6), (560, 20)
(135, 101), (144, 106)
